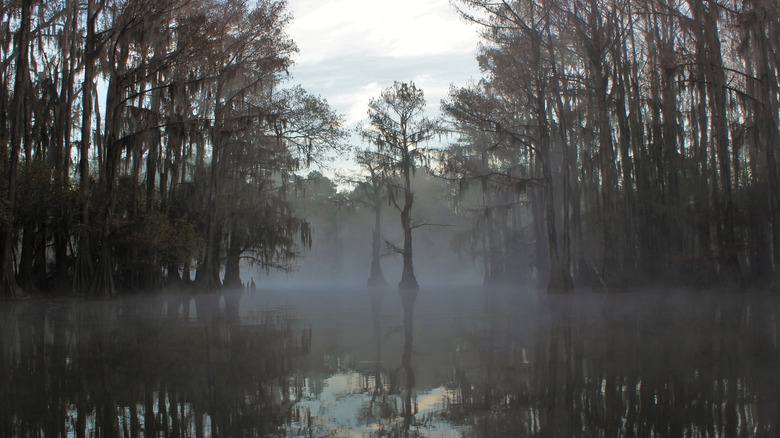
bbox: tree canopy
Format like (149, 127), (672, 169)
(444, 0), (780, 290)
(0, 0), (344, 297)
(3, 0), (780, 296)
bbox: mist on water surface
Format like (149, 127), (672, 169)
(1, 285), (778, 437)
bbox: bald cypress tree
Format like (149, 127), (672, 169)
(361, 82), (440, 292)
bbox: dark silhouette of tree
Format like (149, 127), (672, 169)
(0, 0), (343, 297)
(448, 0), (780, 290)
(360, 82), (440, 292)
(0, 0), (34, 299)
(354, 150), (390, 287)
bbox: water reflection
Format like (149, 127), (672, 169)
(445, 290), (780, 437)
(0, 291), (305, 437)
(288, 287), (419, 437)
(1, 288), (778, 437)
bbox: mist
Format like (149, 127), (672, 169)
(3, 0), (780, 435)
(252, 169), (483, 289)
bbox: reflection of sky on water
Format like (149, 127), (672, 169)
(3, 287), (779, 436)
(289, 371), (465, 437)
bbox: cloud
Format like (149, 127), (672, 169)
(283, 0), (483, 170)
(287, 54), (480, 126)
(342, 82), (383, 125)
(287, 0), (478, 63)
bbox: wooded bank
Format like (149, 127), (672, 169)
(445, 0), (780, 291)
(2, 0), (780, 297)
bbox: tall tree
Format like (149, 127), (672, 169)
(354, 150), (389, 286)
(445, 0), (575, 291)
(0, 0), (343, 298)
(449, 0), (776, 290)
(361, 82), (440, 292)
(73, 0), (105, 294)
(195, 0), (297, 290)
(1, 0), (34, 299)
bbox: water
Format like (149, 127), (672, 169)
(1, 286), (778, 437)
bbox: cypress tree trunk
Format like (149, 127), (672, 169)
(368, 190), (387, 286)
(223, 227), (243, 289)
(704, 3), (740, 285)
(18, 225), (36, 292)
(537, 90), (572, 293)
(196, 84), (225, 291)
(399, 149), (418, 291)
(73, 0), (99, 294)
(53, 0), (77, 293)
(1, 0), (33, 299)
(90, 44), (127, 297)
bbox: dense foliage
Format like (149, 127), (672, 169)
(444, 0), (780, 291)
(0, 0), (344, 297)
(4, 0), (779, 297)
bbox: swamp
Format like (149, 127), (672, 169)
(3, 0), (780, 435)
(1, 286), (778, 437)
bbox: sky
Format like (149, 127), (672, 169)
(284, 0), (484, 148)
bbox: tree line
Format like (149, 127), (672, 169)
(441, 0), (780, 291)
(0, 0), (344, 298)
(4, 0), (779, 298)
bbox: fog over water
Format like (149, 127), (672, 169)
(3, 0), (780, 435)
(252, 174), (487, 290)
(2, 285), (778, 436)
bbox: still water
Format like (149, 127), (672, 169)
(1, 286), (778, 437)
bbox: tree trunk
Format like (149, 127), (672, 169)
(704, 3), (740, 285)
(1, 0), (33, 299)
(399, 149), (418, 290)
(18, 225), (36, 292)
(368, 190), (387, 286)
(146, 37), (164, 212)
(90, 44), (127, 298)
(593, 65), (620, 289)
(73, 0), (99, 294)
(222, 227), (243, 289)
(537, 82), (572, 293)
(399, 194), (417, 290)
(196, 84), (225, 291)
(749, 12), (780, 289)
(52, 0), (78, 294)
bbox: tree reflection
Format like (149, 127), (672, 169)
(4, 289), (777, 436)
(0, 291), (308, 437)
(399, 289), (416, 435)
(445, 290), (780, 436)
(365, 287), (389, 422)
(337, 287), (421, 437)
(356, 286), (416, 436)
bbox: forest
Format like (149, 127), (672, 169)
(0, 0), (779, 298)
(444, 0), (780, 292)
(0, 0), (344, 298)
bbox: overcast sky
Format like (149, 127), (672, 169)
(284, 0), (483, 132)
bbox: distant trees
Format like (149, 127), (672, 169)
(354, 150), (389, 286)
(442, 85), (537, 284)
(0, 0), (344, 297)
(360, 82), (440, 291)
(446, 0), (780, 290)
